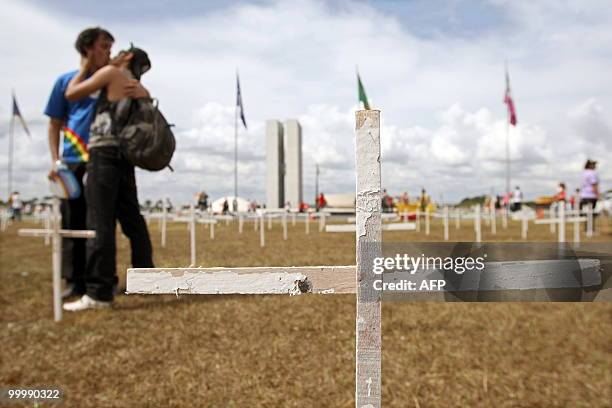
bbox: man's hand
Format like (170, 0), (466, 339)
(124, 79), (150, 99)
(47, 161), (61, 181)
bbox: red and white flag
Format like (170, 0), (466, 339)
(504, 69), (517, 126)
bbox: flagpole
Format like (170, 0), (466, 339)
(506, 120), (510, 194)
(315, 163), (319, 211)
(234, 74), (238, 213)
(504, 62), (511, 195)
(8, 95), (15, 200)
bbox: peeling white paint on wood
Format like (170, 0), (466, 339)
(355, 110), (382, 408)
(127, 266), (355, 295)
(326, 223), (415, 233)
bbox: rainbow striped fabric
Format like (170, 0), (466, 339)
(63, 126), (89, 162)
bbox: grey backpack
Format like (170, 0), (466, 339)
(115, 97), (175, 171)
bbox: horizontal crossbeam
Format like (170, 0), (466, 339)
(326, 223), (415, 232)
(127, 266), (355, 295)
(534, 217), (586, 224)
(18, 229), (95, 239)
(126, 259), (601, 296)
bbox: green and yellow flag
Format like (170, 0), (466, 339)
(357, 72), (370, 110)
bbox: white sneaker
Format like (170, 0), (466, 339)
(63, 294), (112, 312)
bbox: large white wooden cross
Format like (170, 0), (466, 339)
(128, 110), (385, 406)
(126, 111), (602, 407)
(18, 198), (95, 322)
(534, 204), (588, 246)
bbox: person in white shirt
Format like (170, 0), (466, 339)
(9, 191), (23, 221)
(511, 186), (523, 212)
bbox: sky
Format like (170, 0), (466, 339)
(1, 0), (611, 205)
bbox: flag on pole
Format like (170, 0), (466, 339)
(12, 92), (31, 137)
(357, 72), (371, 110)
(236, 74), (247, 129)
(504, 69), (517, 126)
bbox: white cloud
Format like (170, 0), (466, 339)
(0, 0), (611, 204)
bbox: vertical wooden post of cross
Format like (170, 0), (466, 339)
(490, 200), (496, 235)
(50, 198), (62, 322)
(475, 204), (481, 243)
(573, 211), (580, 248)
(425, 207), (430, 235)
(521, 210), (528, 240)
(259, 212), (265, 248)
(455, 208), (460, 230)
(586, 203), (593, 238)
(238, 214), (244, 234)
(443, 206), (449, 241)
(415, 207), (420, 232)
(558, 202), (566, 243)
(283, 212), (288, 240)
(190, 203), (196, 266)
(161, 204), (167, 248)
(44, 208), (51, 245)
(355, 110), (382, 408)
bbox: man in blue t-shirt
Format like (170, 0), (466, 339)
(44, 27), (115, 298)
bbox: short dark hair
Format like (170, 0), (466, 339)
(75, 27), (114, 56)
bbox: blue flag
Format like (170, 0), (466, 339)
(12, 92), (31, 137)
(236, 74), (247, 129)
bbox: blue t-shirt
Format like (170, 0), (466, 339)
(44, 70), (98, 163)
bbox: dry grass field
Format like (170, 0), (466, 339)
(1, 215), (611, 407)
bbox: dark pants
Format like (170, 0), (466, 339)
(580, 198), (598, 232)
(10, 208), (22, 221)
(85, 147), (154, 301)
(61, 163), (87, 291)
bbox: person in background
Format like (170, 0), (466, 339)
(9, 191), (23, 221)
(569, 188), (580, 209)
(511, 186), (523, 212)
(502, 191), (511, 209)
(580, 159), (599, 231)
(554, 182), (567, 202)
(299, 201), (309, 213)
(165, 198), (173, 212)
(420, 188), (428, 212)
(317, 193), (327, 210)
(197, 191), (208, 211)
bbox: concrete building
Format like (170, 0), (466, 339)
(284, 119), (303, 209)
(266, 120), (284, 209)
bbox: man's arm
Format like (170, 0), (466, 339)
(47, 118), (63, 179)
